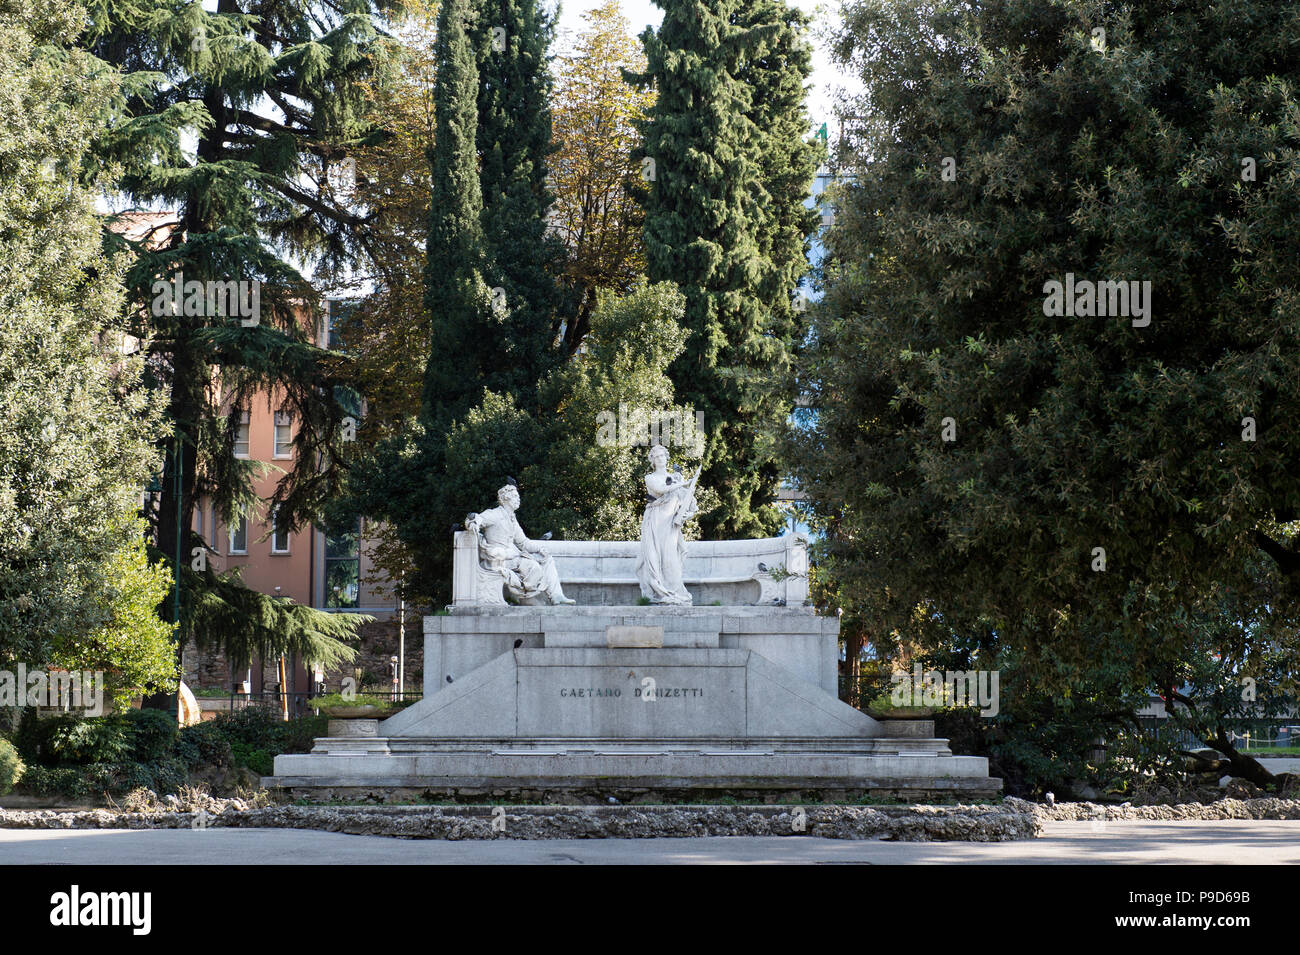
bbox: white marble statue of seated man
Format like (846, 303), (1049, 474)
(467, 484), (574, 605)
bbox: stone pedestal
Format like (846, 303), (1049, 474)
(422, 605), (840, 697)
(326, 719), (380, 738)
(268, 605), (1000, 799)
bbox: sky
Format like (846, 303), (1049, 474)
(552, 0), (858, 131)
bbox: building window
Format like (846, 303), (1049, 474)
(326, 299), (358, 351)
(234, 411), (250, 458)
(325, 521), (361, 608)
(271, 509), (290, 554)
(274, 411), (293, 459)
(228, 513), (248, 555)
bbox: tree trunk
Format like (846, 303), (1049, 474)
(843, 628), (863, 705)
(1205, 728), (1279, 789)
(141, 320), (204, 715)
(1164, 693), (1280, 790)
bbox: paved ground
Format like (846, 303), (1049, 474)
(1256, 757), (1300, 772)
(0, 820), (1297, 864)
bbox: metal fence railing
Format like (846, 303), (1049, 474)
(1130, 717), (1300, 754)
(195, 690), (424, 721)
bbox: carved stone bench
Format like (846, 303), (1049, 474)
(452, 532), (809, 608)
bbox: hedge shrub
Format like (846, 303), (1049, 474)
(176, 720), (232, 768)
(125, 708), (178, 763)
(42, 714), (132, 765)
(15, 707), (327, 798)
(0, 738), (25, 794)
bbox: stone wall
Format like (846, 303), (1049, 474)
(181, 614), (425, 696)
(333, 617), (425, 693)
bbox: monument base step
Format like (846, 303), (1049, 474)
(308, 735), (956, 756)
(263, 783), (1004, 804)
(268, 744), (999, 797)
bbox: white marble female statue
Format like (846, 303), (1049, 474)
(635, 444), (698, 605)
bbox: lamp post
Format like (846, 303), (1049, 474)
(398, 572), (405, 698)
(173, 429), (183, 629)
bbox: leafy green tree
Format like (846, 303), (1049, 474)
(533, 280), (706, 538)
(550, 0), (656, 353)
(365, 281), (696, 603)
(440, 281), (702, 541)
(1153, 564), (1300, 787)
(49, 520), (179, 709)
(799, 0), (1300, 766)
(0, 1), (172, 683)
(632, 0), (819, 538)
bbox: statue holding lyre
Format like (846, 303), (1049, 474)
(635, 444), (699, 605)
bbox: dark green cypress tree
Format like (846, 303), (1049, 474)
(734, 0), (822, 453)
(370, 0), (572, 602)
(423, 0), (567, 424)
(633, 0), (818, 538)
(422, 0), (493, 426)
(470, 0), (568, 410)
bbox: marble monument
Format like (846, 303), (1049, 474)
(268, 452), (999, 799)
(464, 482), (574, 606)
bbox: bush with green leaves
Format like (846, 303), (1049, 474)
(114, 758), (188, 795)
(41, 714), (132, 766)
(279, 714), (330, 755)
(18, 766), (86, 798)
(207, 706), (328, 755)
(12, 708), (44, 764)
(176, 720), (233, 769)
(0, 2), (172, 676)
(921, 641), (1155, 798)
(228, 743), (274, 777)
(0, 738), (25, 794)
(13, 707), (329, 798)
(124, 708), (178, 763)
(18, 758), (189, 798)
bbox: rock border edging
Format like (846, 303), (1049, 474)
(1009, 795), (1300, 822)
(0, 801), (1037, 841)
